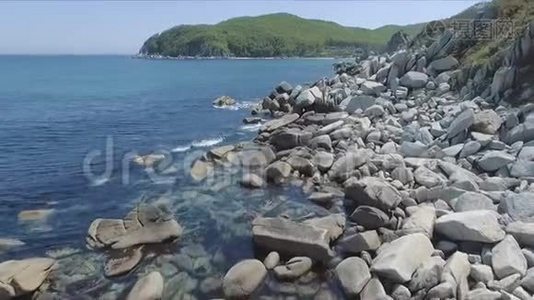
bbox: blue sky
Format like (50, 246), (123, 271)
(0, 1), (482, 54)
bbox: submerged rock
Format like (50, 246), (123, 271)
(223, 259), (266, 299)
(87, 204), (183, 250)
(0, 257), (55, 298)
(126, 271), (164, 300)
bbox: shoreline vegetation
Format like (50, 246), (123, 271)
(132, 54), (338, 60)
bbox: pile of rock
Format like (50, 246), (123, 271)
(199, 24), (534, 299)
(86, 204), (183, 277)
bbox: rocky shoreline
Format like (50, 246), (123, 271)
(2, 20), (534, 300)
(188, 23), (534, 299)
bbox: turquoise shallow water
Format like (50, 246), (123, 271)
(0, 55), (339, 298)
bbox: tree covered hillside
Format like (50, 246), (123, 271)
(139, 13), (424, 57)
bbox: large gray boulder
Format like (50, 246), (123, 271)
(452, 192), (495, 212)
(349, 206), (389, 229)
(506, 221), (534, 247)
(270, 128), (312, 150)
(339, 95), (376, 113)
(472, 110), (502, 135)
(265, 161), (292, 183)
(361, 81), (386, 96)
(328, 151), (369, 182)
(273, 256), (312, 280)
(261, 113), (299, 132)
(337, 230), (382, 254)
(492, 235), (527, 279)
(477, 151), (515, 172)
(399, 71), (428, 88)
(409, 256), (445, 292)
(414, 166), (446, 188)
(335, 257), (371, 296)
(435, 210), (505, 243)
(499, 192), (534, 222)
(345, 177), (402, 210)
(223, 259), (267, 299)
(251, 217), (335, 262)
(447, 109), (475, 138)
(428, 55), (458, 72)
(295, 86), (322, 109)
(401, 205), (436, 237)
(371, 233), (434, 283)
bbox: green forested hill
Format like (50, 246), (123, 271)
(139, 13), (424, 57)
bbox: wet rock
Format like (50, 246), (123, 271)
(17, 209), (54, 222)
(345, 177), (402, 210)
(223, 259), (267, 299)
(287, 156), (314, 177)
(492, 235), (527, 279)
(190, 159), (214, 181)
(335, 257), (371, 296)
(213, 95), (236, 107)
(239, 173), (264, 188)
(473, 110), (502, 134)
(0, 257), (55, 297)
(371, 233), (434, 283)
(0, 238), (25, 252)
(87, 205), (183, 250)
(132, 154), (166, 168)
(104, 246), (143, 277)
(349, 206), (389, 229)
(263, 252), (280, 270)
(265, 161), (292, 184)
(308, 192), (336, 206)
(273, 256), (312, 280)
(251, 217), (334, 262)
(126, 271), (164, 300)
(435, 210), (505, 243)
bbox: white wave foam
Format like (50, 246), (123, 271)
(89, 177), (109, 186)
(192, 137), (223, 148)
(240, 123), (262, 132)
(172, 144), (191, 153)
(213, 101), (259, 111)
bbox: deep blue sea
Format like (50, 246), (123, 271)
(0, 55), (338, 298)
